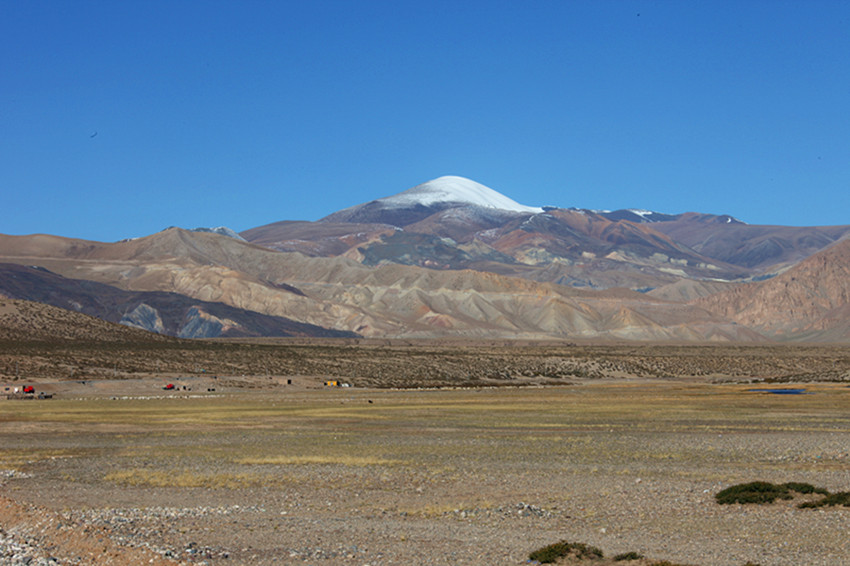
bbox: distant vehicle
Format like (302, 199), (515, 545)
(163, 383), (175, 390)
(22, 386), (35, 394)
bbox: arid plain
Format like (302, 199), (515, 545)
(2, 338), (850, 565)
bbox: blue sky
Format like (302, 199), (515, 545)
(3, 1), (849, 241)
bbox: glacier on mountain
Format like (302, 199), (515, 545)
(378, 176), (543, 214)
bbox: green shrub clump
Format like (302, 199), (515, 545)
(715, 481), (850, 509)
(798, 491), (850, 508)
(614, 551), (645, 561)
(716, 481), (830, 505)
(716, 481), (794, 504)
(781, 482), (829, 495)
(529, 541), (604, 563)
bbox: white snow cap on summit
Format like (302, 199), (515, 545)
(379, 176), (543, 214)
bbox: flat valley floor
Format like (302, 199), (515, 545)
(1, 377), (849, 565)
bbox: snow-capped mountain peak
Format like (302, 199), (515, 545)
(378, 176), (543, 214)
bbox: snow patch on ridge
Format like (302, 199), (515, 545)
(378, 176), (543, 214)
(628, 209), (655, 219)
(190, 226), (246, 241)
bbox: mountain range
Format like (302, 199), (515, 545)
(2, 175), (849, 342)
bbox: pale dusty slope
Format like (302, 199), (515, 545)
(0, 229), (759, 341)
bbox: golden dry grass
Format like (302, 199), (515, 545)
(103, 468), (276, 489)
(4, 381), (850, 498)
(0, 448), (80, 471)
(235, 454), (402, 466)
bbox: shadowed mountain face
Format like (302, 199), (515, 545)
(0, 263), (356, 339)
(0, 296), (175, 343)
(1, 176), (848, 342)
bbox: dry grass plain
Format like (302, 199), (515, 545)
(2, 364), (850, 565)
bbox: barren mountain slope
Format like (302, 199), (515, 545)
(480, 209), (742, 280)
(240, 176), (756, 291)
(240, 220), (397, 256)
(5, 173), (849, 342)
(647, 279), (739, 302)
(0, 230), (402, 335)
(651, 213), (850, 271)
(245, 208), (745, 290)
(0, 297), (172, 343)
(0, 263), (356, 339)
(0, 229), (758, 341)
(696, 238), (850, 339)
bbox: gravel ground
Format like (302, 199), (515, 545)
(4, 472), (850, 566)
(2, 380), (849, 565)
(0, 493), (185, 565)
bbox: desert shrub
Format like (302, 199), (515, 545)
(614, 551), (645, 560)
(782, 482), (829, 495)
(714, 481), (829, 507)
(716, 482), (794, 504)
(717, 481), (835, 506)
(798, 491), (850, 508)
(529, 541), (604, 563)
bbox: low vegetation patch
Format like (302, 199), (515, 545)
(104, 468), (277, 489)
(716, 481), (841, 508)
(529, 541), (603, 563)
(235, 454), (401, 467)
(528, 541), (762, 565)
(0, 448), (80, 471)
(715, 481), (823, 504)
(798, 491), (850, 508)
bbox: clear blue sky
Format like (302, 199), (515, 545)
(3, 0), (849, 241)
